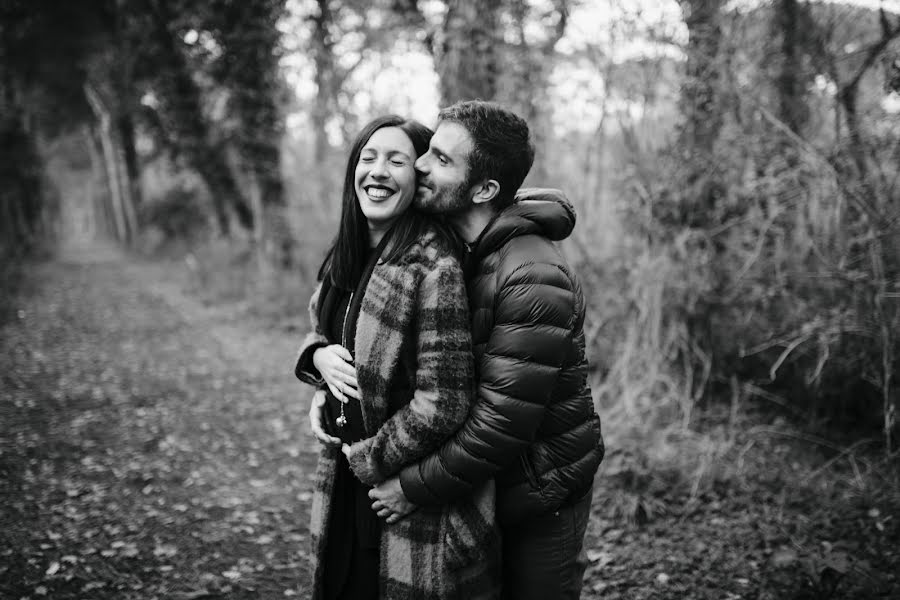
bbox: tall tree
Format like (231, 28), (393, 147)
(773, 0), (810, 135)
(497, 0), (569, 183)
(0, 2), (92, 252)
(310, 0), (338, 166)
(436, 0), (502, 104)
(834, 8), (900, 179)
(666, 0), (727, 230)
(678, 0), (724, 158)
(203, 0), (294, 265)
(140, 0), (255, 235)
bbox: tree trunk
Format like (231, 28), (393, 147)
(312, 0), (335, 163)
(143, 0), (254, 234)
(436, 0), (501, 105)
(774, 0), (808, 135)
(85, 82), (135, 244)
(499, 1), (568, 185)
(836, 18), (900, 179)
(308, 0), (341, 213)
(670, 0), (726, 230)
(678, 0), (723, 157)
(83, 125), (113, 239)
(213, 0), (294, 265)
(0, 23), (43, 251)
(117, 111), (143, 209)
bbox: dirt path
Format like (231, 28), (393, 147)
(2, 246), (898, 600)
(1, 246), (317, 599)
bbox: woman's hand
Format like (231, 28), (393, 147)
(309, 389), (340, 446)
(312, 344), (359, 403)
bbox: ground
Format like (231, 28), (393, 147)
(1, 246), (898, 599)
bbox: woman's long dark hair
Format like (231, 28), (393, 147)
(317, 115), (435, 290)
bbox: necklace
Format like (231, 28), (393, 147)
(335, 291), (354, 429)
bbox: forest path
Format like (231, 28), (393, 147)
(2, 244), (898, 600)
(1, 244), (316, 599)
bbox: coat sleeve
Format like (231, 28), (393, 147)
(345, 259), (475, 486)
(295, 283), (329, 386)
(398, 257), (579, 506)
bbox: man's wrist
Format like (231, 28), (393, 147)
(399, 464), (437, 507)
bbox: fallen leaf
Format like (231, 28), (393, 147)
(586, 549), (614, 567)
(153, 543), (178, 558)
(772, 548), (798, 568)
(177, 590), (215, 600)
(82, 582), (106, 592)
(45, 562), (60, 576)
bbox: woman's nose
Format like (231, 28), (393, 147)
(371, 157), (389, 178)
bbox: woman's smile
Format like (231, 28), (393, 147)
(362, 184), (397, 201)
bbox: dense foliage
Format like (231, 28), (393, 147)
(2, 0), (898, 447)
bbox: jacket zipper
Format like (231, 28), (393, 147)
(520, 454), (543, 497)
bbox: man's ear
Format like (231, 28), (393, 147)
(471, 179), (500, 205)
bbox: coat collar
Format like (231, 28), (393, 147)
(470, 188), (575, 263)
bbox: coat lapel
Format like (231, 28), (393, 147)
(354, 262), (418, 437)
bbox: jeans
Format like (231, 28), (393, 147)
(501, 489), (592, 600)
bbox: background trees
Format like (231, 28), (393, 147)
(2, 0), (899, 449)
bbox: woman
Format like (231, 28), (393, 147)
(294, 115), (499, 600)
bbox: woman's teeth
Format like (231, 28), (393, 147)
(367, 187), (392, 199)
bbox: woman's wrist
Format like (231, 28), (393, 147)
(312, 346), (324, 371)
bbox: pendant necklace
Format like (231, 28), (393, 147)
(335, 291), (353, 428)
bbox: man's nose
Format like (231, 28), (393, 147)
(414, 155), (428, 174)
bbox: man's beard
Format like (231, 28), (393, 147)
(415, 177), (472, 216)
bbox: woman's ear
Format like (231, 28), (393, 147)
(471, 179), (500, 205)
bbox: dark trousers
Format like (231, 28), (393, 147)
(501, 490), (592, 600)
(323, 455), (380, 600)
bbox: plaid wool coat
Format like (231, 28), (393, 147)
(296, 227), (500, 600)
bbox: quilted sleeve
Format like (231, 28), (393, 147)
(399, 258), (579, 505)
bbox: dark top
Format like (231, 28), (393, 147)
(322, 290), (369, 446)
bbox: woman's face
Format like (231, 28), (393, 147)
(354, 126), (417, 235)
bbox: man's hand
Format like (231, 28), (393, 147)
(309, 389), (340, 446)
(369, 477), (417, 524)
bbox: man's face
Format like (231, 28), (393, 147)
(414, 121), (476, 215)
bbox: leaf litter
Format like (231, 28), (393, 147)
(2, 254), (898, 599)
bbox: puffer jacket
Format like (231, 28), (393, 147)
(398, 189), (604, 526)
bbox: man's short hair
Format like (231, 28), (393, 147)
(438, 100), (535, 210)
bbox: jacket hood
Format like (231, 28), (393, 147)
(472, 188), (575, 261)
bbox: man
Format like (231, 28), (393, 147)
(369, 100), (605, 599)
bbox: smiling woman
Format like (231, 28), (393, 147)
(293, 115), (500, 599)
(353, 126), (418, 244)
